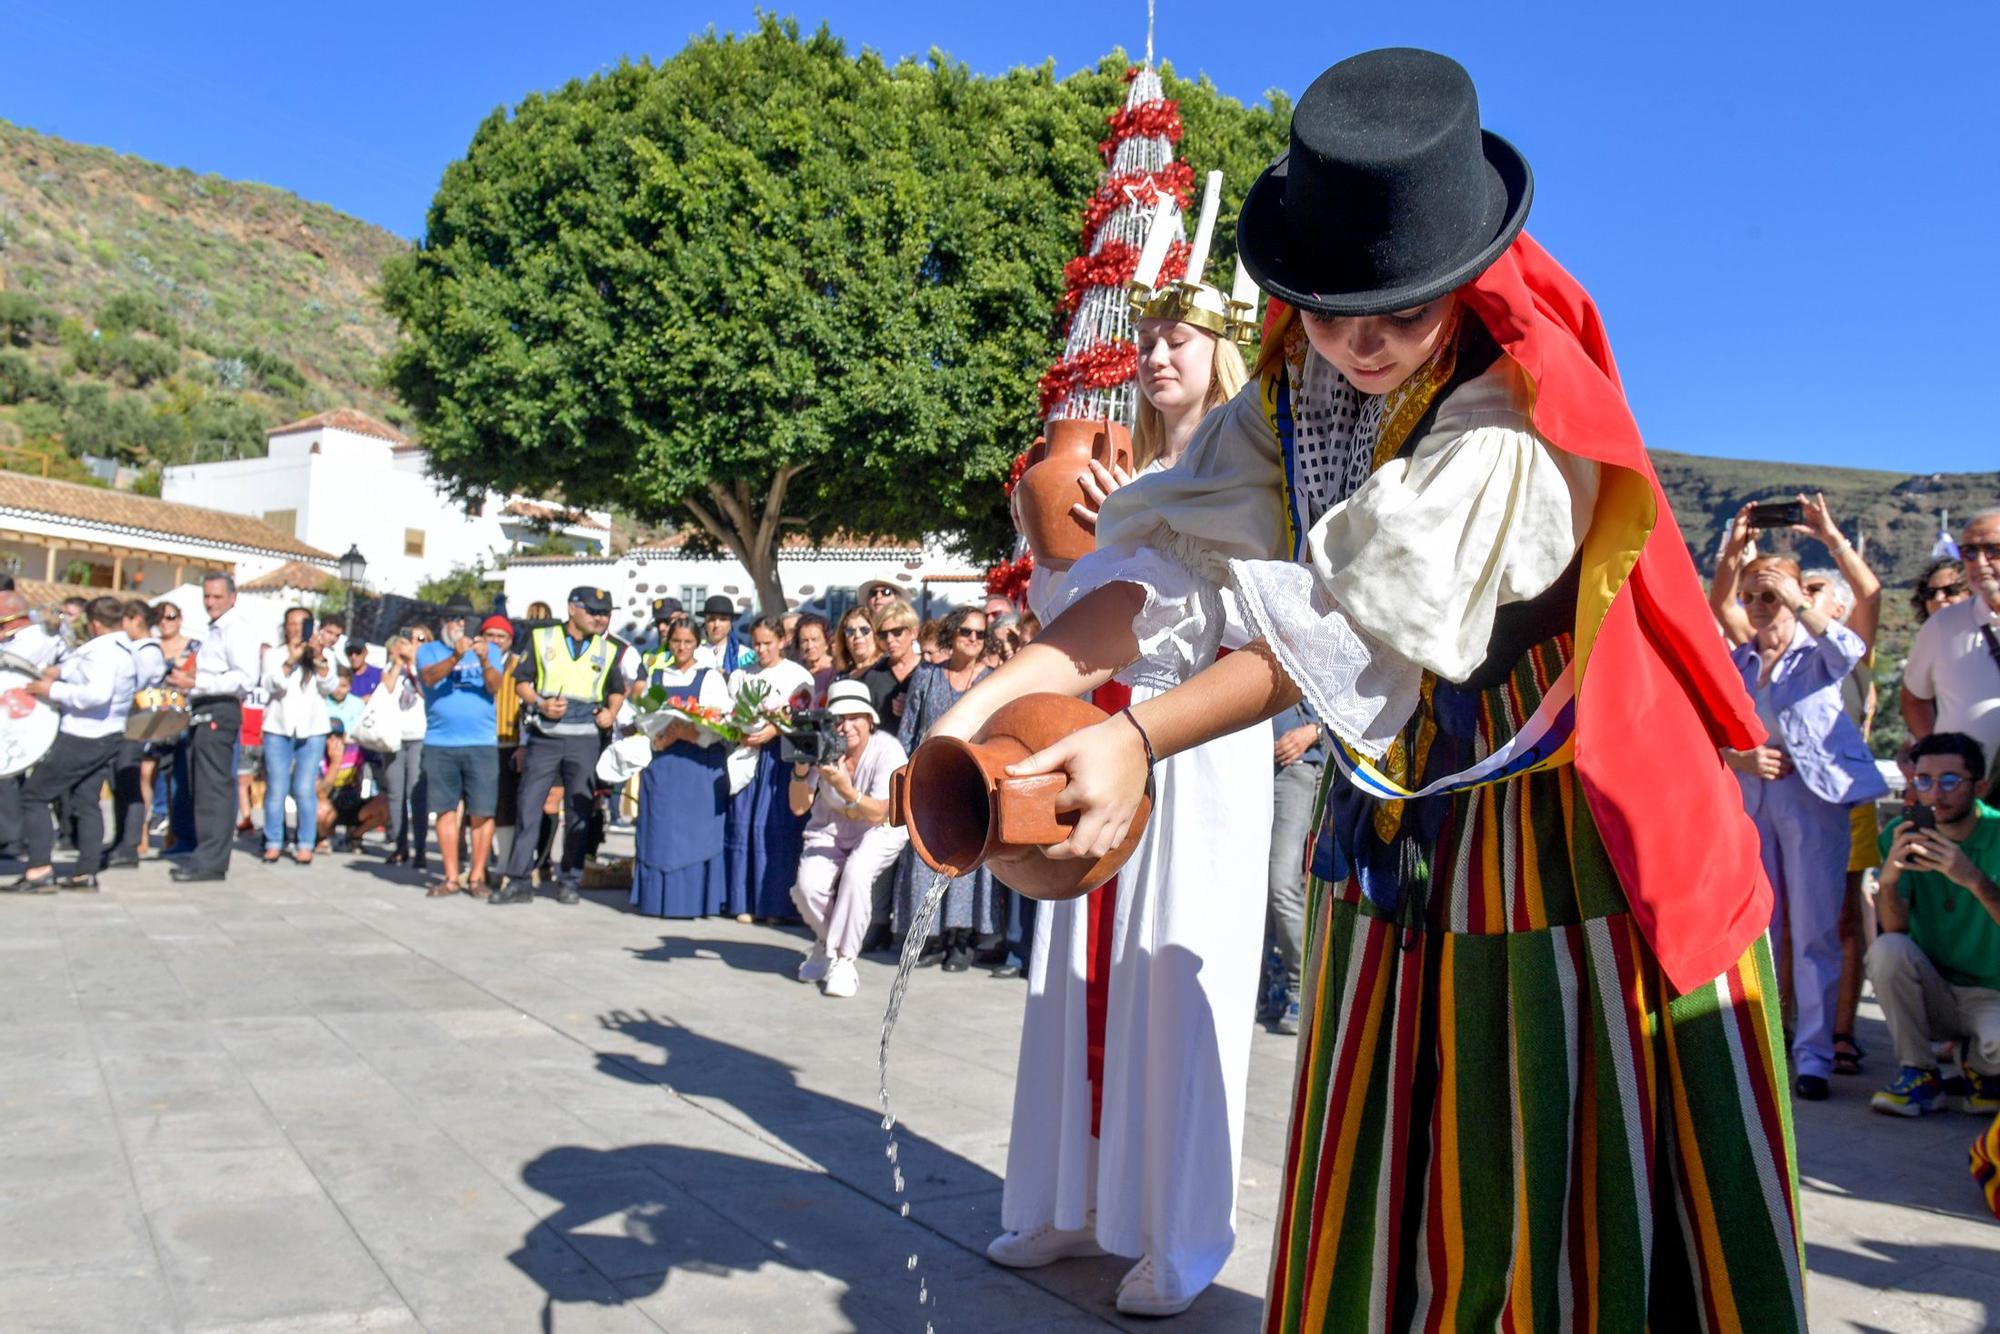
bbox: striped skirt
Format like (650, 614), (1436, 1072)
(1265, 763), (1806, 1332)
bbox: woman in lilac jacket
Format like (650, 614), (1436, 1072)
(1725, 554), (1888, 1098)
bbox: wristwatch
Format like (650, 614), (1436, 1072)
(843, 800), (860, 819)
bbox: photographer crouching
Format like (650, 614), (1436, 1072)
(786, 680), (909, 1000)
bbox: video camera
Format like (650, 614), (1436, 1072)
(778, 709), (848, 767)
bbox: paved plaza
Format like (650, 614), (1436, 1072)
(2, 839), (1997, 1332)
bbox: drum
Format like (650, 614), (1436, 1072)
(0, 653), (59, 777)
(127, 685), (192, 744)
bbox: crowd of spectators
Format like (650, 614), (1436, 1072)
(1706, 499), (2000, 1210)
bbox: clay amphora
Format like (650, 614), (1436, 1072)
(889, 692), (1151, 901)
(1010, 418), (1134, 570)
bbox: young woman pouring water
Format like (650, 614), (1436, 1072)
(935, 49), (1804, 1330)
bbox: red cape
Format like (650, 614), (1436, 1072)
(1271, 235), (1772, 993)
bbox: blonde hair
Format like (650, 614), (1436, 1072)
(1132, 328), (1249, 470)
(871, 601), (919, 633)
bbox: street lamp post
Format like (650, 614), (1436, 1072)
(338, 545), (367, 626)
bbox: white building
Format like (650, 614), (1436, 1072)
(0, 468), (333, 601)
(502, 534), (989, 642)
(160, 409), (612, 597)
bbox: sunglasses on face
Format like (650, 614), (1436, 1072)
(956, 626), (986, 641)
(881, 626), (914, 639)
(1925, 582), (1967, 601)
(159, 611), (180, 621)
(1802, 583), (1827, 598)
(1960, 542), (2000, 562)
(1738, 590), (1790, 607)
(843, 626), (875, 639)
(1910, 773), (1969, 794)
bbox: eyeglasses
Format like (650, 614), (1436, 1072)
(867, 588), (896, 600)
(843, 625), (875, 639)
(1801, 583), (1827, 598)
(956, 626), (986, 641)
(1738, 590), (1789, 606)
(1960, 542), (2000, 562)
(881, 626), (914, 639)
(158, 611), (180, 621)
(1910, 773), (1969, 794)
(1925, 582), (1967, 601)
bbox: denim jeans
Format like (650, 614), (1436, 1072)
(1266, 760), (1321, 1001)
(262, 732), (327, 850)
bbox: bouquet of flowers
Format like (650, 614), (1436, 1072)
(631, 676), (787, 745)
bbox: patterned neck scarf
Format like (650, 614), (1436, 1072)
(1270, 305), (1465, 559)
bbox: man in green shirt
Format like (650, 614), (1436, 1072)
(1867, 731), (2000, 1116)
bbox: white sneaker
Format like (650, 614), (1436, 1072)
(1116, 1255), (1201, 1317)
(797, 943), (829, 984)
(820, 956), (859, 998)
(984, 1221), (1106, 1269)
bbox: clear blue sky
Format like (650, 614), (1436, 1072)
(4, 1), (1993, 475)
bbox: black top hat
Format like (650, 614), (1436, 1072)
(1236, 48), (1532, 318)
(440, 594), (477, 618)
(700, 595), (736, 619)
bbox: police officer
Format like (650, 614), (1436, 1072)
(492, 586), (626, 905)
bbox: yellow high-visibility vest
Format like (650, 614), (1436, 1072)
(531, 624), (614, 701)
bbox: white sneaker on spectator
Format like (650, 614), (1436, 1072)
(797, 943), (829, 984)
(985, 1220), (1105, 1269)
(1116, 1255), (1201, 1317)
(821, 956), (859, 998)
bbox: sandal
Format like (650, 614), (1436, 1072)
(1833, 1033), (1864, 1076)
(426, 879), (463, 898)
(261, 850), (283, 865)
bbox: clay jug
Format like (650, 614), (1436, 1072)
(889, 692), (1151, 901)
(1010, 418), (1134, 570)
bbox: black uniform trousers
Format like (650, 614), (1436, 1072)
(23, 732), (120, 872)
(502, 730), (601, 886)
(108, 738), (147, 862)
(188, 698), (242, 876)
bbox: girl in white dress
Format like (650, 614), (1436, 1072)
(989, 270), (1272, 1319)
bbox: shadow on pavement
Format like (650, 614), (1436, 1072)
(508, 1008), (1011, 1330)
(627, 934), (813, 977)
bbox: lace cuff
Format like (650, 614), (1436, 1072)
(1229, 557), (1421, 760)
(1046, 541), (1226, 689)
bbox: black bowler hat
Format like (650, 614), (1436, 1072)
(568, 585), (612, 614)
(1236, 48), (1532, 318)
(700, 595), (736, 619)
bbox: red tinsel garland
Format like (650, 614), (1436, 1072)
(1060, 239), (1190, 314)
(1099, 99), (1183, 162)
(985, 552), (1035, 602)
(1037, 342), (1139, 417)
(1003, 449), (1031, 498)
(1078, 162), (1195, 254)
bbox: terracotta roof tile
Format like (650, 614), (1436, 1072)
(0, 472), (333, 561)
(240, 561), (339, 592)
(266, 409), (410, 447)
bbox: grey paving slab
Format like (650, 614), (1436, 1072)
(3, 848), (1996, 1332)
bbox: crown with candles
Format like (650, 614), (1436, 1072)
(1127, 169), (1260, 346)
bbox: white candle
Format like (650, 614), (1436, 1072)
(1231, 255), (1259, 311)
(1185, 170), (1223, 288)
(1131, 196), (1177, 291)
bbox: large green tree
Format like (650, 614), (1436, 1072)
(384, 19), (1286, 610)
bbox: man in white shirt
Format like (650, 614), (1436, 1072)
(164, 573), (263, 882)
(7, 597), (137, 892)
(0, 590), (61, 860)
(1904, 508), (2000, 782)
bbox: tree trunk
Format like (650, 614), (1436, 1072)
(681, 465), (803, 616)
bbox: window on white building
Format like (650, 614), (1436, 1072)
(678, 585), (707, 609)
